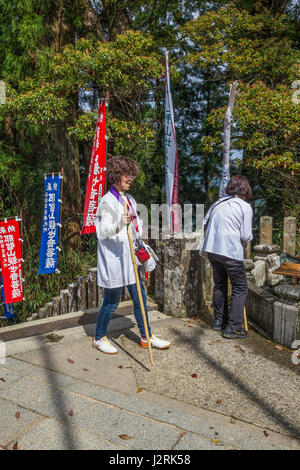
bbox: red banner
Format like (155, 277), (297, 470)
(0, 219), (23, 304)
(81, 101), (107, 234)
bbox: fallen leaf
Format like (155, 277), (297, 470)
(15, 411), (20, 419)
(47, 333), (64, 343)
(180, 432), (187, 437)
(119, 434), (132, 440)
(234, 345), (245, 353)
(274, 345), (283, 351)
(0, 377), (6, 382)
(67, 358), (74, 364)
(83, 368), (89, 372)
(137, 387), (143, 393)
(263, 430), (269, 437)
(188, 325), (193, 328)
(216, 399), (222, 404)
(69, 410), (74, 417)
(212, 439), (221, 444)
(209, 340), (221, 346)
(191, 373), (198, 378)
(12, 442), (18, 450)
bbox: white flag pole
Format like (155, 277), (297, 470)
(164, 48), (180, 234)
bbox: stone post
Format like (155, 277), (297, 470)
(44, 302), (53, 317)
(97, 286), (104, 308)
(88, 268), (97, 309)
(60, 289), (69, 315)
(52, 296), (61, 316)
(260, 216), (273, 245)
(77, 276), (88, 311)
(68, 283), (78, 313)
(38, 307), (46, 319)
(244, 242), (251, 260)
(163, 232), (202, 317)
(199, 257), (214, 308)
(153, 239), (164, 311)
(283, 217), (296, 256)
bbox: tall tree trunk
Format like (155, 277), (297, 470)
(44, 2), (81, 249)
(102, 0), (131, 39)
(49, 125), (81, 250)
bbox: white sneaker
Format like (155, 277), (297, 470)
(92, 336), (117, 354)
(140, 334), (170, 350)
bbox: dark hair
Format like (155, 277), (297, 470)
(107, 155), (139, 186)
(225, 175), (252, 199)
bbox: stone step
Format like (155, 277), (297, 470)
(0, 299), (158, 343)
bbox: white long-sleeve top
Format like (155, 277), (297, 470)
(93, 191), (142, 288)
(201, 196), (253, 261)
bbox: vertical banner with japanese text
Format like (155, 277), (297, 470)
(0, 219), (23, 304)
(0, 272), (14, 318)
(164, 48), (180, 234)
(81, 101), (107, 234)
(38, 175), (62, 275)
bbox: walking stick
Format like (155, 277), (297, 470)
(243, 306), (248, 333)
(124, 203), (154, 366)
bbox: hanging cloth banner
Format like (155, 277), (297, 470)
(38, 175), (62, 275)
(0, 219), (23, 304)
(164, 48), (180, 234)
(81, 101), (107, 234)
(0, 272), (14, 318)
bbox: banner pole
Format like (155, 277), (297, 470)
(105, 89), (109, 195)
(20, 211), (24, 318)
(57, 168), (64, 294)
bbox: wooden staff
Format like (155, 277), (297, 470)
(124, 202), (153, 366)
(243, 306), (248, 333)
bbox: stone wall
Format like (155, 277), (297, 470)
(245, 281), (300, 348)
(26, 268), (104, 321)
(149, 233), (203, 317)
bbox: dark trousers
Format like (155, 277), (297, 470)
(207, 252), (248, 331)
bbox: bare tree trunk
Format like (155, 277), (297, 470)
(219, 81), (238, 198)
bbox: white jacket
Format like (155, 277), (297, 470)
(94, 191), (142, 288)
(202, 196), (253, 261)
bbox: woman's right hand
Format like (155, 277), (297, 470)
(121, 213), (131, 226)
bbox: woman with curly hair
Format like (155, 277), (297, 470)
(92, 155), (170, 354)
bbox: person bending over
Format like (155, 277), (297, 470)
(201, 175), (253, 339)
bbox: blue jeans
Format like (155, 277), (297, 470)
(95, 274), (151, 340)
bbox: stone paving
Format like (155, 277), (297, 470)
(0, 309), (299, 450)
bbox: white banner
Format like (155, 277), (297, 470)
(164, 48), (180, 233)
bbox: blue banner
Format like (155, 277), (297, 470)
(38, 175), (62, 275)
(0, 272), (14, 318)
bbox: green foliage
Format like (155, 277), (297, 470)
(182, 1), (300, 215)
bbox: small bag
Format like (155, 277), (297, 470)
(134, 239), (150, 263)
